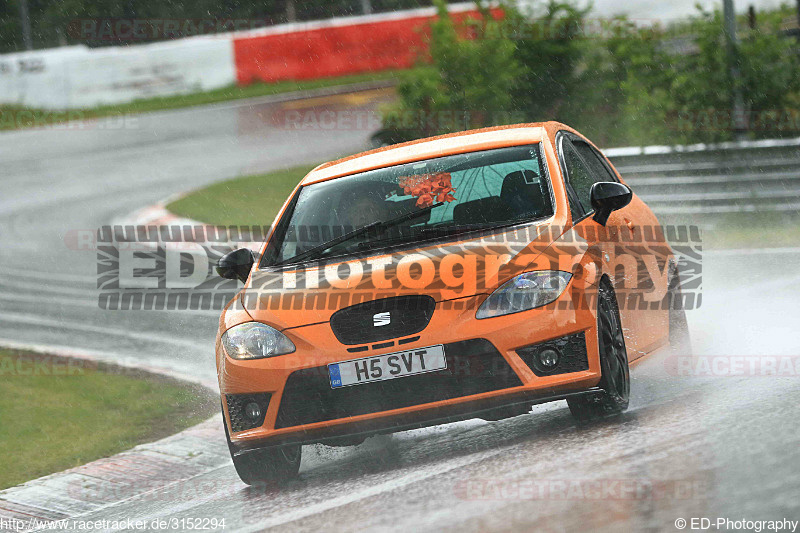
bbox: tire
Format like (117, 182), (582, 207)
(668, 265), (692, 356)
(568, 279), (630, 422)
(222, 407), (301, 486)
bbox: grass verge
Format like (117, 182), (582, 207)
(699, 212), (800, 250)
(166, 164), (317, 227)
(0, 349), (215, 490)
(0, 70), (400, 132)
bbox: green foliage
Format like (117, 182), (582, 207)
(379, 0), (523, 143)
(507, 1), (588, 123)
(663, 9), (800, 142)
(380, 1), (800, 146)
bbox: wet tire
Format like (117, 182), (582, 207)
(668, 265), (692, 356)
(222, 408), (301, 486)
(568, 279), (630, 422)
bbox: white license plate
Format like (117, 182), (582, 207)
(329, 345), (446, 389)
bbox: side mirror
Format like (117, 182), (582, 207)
(216, 248), (254, 283)
(590, 182), (633, 226)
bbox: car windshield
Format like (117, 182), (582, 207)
(265, 144), (552, 266)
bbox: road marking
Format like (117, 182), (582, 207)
(238, 449), (509, 531)
(280, 87), (394, 110)
(0, 290), (221, 317)
(0, 311), (210, 352)
(0, 266), (98, 284)
(0, 337), (217, 389)
(101, 443), (509, 532)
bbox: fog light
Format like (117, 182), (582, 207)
(244, 402), (262, 421)
(538, 348), (560, 369)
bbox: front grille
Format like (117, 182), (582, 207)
(329, 295), (436, 345)
(275, 339), (522, 429)
(226, 393), (271, 433)
(516, 332), (589, 377)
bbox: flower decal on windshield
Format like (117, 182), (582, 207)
(397, 172), (457, 208)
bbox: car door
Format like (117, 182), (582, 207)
(556, 133), (663, 357)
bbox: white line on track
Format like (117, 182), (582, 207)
(0, 280), (100, 297)
(104, 443), (509, 533)
(0, 337), (217, 389)
(241, 447), (511, 531)
(0, 311), (210, 352)
(0, 266), (98, 284)
(0, 291), (99, 309)
(0, 290), (222, 316)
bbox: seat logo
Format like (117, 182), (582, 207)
(373, 312), (391, 327)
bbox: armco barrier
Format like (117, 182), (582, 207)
(606, 138), (800, 219)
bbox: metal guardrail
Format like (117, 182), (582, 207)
(605, 138), (800, 217)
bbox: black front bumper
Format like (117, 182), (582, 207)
(275, 339), (523, 430)
(231, 385), (604, 457)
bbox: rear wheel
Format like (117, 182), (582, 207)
(568, 280), (630, 422)
(668, 265), (692, 356)
(222, 407), (301, 486)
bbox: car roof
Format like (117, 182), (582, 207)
(300, 121), (575, 186)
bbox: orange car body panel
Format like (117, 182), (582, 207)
(216, 122), (672, 446)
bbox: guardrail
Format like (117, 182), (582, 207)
(605, 138), (800, 218)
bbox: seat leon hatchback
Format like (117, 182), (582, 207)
(215, 122), (690, 485)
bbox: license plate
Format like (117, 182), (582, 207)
(328, 345), (446, 389)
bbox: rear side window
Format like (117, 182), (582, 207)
(562, 142), (598, 214)
(572, 141), (617, 184)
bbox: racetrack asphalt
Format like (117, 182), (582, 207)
(1, 86), (799, 532)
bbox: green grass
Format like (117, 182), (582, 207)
(700, 211), (800, 250)
(167, 164), (317, 227)
(0, 350), (215, 490)
(0, 70), (400, 132)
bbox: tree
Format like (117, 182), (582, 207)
(379, 0), (524, 143)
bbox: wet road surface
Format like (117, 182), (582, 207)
(1, 88), (799, 531)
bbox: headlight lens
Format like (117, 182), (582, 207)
(476, 271), (572, 319)
(221, 322), (295, 360)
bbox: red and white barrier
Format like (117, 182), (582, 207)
(0, 3), (498, 110)
(232, 4), (502, 84)
(0, 38), (236, 110)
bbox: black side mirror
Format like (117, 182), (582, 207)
(216, 248), (254, 283)
(590, 182), (633, 226)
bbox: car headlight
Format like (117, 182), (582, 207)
(476, 271), (572, 319)
(221, 322), (295, 360)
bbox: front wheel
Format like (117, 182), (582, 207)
(568, 280), (630, 422)
(223, 408), (301, 486)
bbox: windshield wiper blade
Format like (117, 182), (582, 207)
(280, 202), (444, 265)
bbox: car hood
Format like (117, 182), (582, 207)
(239, 221), (581, 330)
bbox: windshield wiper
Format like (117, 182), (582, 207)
(356, 222), (520, 251)
(280, 202), (444, 265)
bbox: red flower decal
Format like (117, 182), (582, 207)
(398, 172), (457, 208)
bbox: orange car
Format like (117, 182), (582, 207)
(215, 122), (690, 485)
